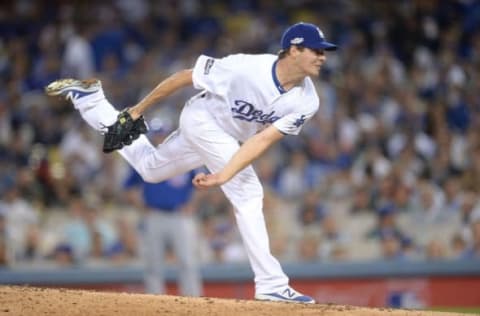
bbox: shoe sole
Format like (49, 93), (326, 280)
(45, 79), (100, 96)
(255, 294), (315, 304)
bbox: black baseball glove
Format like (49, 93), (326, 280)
(102, 109), (148, 153)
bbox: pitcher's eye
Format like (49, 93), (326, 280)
(310, 48), (325, 56)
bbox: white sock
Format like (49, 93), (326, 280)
(72, 89), (119, 131)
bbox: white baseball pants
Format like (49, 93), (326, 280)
(72, 89), (289, 294)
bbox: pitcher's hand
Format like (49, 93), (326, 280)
(192, 172), (226, 189)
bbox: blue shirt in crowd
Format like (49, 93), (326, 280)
(123, 169), (196, 212)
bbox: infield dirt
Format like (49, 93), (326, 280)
(0, 286), (469, 316)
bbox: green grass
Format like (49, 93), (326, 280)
(429, 307), (480, 315)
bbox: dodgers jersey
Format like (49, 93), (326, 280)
(191, 54), (319, 142)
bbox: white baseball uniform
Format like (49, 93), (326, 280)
(71, 53), (319, 294)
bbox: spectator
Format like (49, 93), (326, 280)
(459, 190), (480, 233)
(262, 189), (296, 262)
(0, 209), (8, 266)
(1, 182), (40, 263)
(59, 197), (92, 264)
(59, 123), (102, 186)
(367, 204), (405, 241)
(297, 190), (325, 233)
(52, 243), (75, 266)
(441, 176), (463, 214)
(392, 181), (414, 213)
(450, 233), (468, 259)
(61, 22), (95, 79)
(380, 233), (406, 261)
(297, 232), (321, 262)
(425, 240), (448, 261)
(409, 182), (450, 226)
(276, 150), (312, 200)
(123, 120), (202, 296)
(319, 215), (350, 261)
(463, 219), (480, 259)
(107, 217), (138, 263)
(350, 186), (374, 214)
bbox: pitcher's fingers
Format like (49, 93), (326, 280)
(192, 173), (206, 185)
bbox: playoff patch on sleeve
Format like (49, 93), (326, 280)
(204, 58), (215, 75)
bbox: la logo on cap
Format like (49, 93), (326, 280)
(316, 27), (324, 38)
(281, 22), (338, 51)
(290, 37), (304, 45)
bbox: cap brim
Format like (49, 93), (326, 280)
(314, 41), (338, 51)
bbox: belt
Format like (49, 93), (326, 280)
(149, 207), (176, 213)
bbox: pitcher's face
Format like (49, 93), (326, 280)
(293, 46), (327, 77)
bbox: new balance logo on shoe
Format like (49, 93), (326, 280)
(254, 286), (315, 304)
(282, 288), (296, 298)
(65, 90), (97, 101)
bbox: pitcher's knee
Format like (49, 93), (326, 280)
(135, 167), (160, 183)
(250, 181), (264, 200)
(252, 188), (264, 202)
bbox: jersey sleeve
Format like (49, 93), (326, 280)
(192, 54), (243, 97)
(272, 107), (317, 135)
(273, 78), (320, 135)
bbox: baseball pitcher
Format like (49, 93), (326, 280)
(45, 22), (337, 303)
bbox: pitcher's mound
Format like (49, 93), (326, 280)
(0, 286), (464, 316)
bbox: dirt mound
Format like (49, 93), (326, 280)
(0, 286), (465, 316)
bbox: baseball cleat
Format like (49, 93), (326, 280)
(255, 286), (315, 304)
(45, 78), (101, 101)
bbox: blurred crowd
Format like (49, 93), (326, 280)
(1, 0), (480, 268)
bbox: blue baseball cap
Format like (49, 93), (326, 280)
(281, 22), (337, 51)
